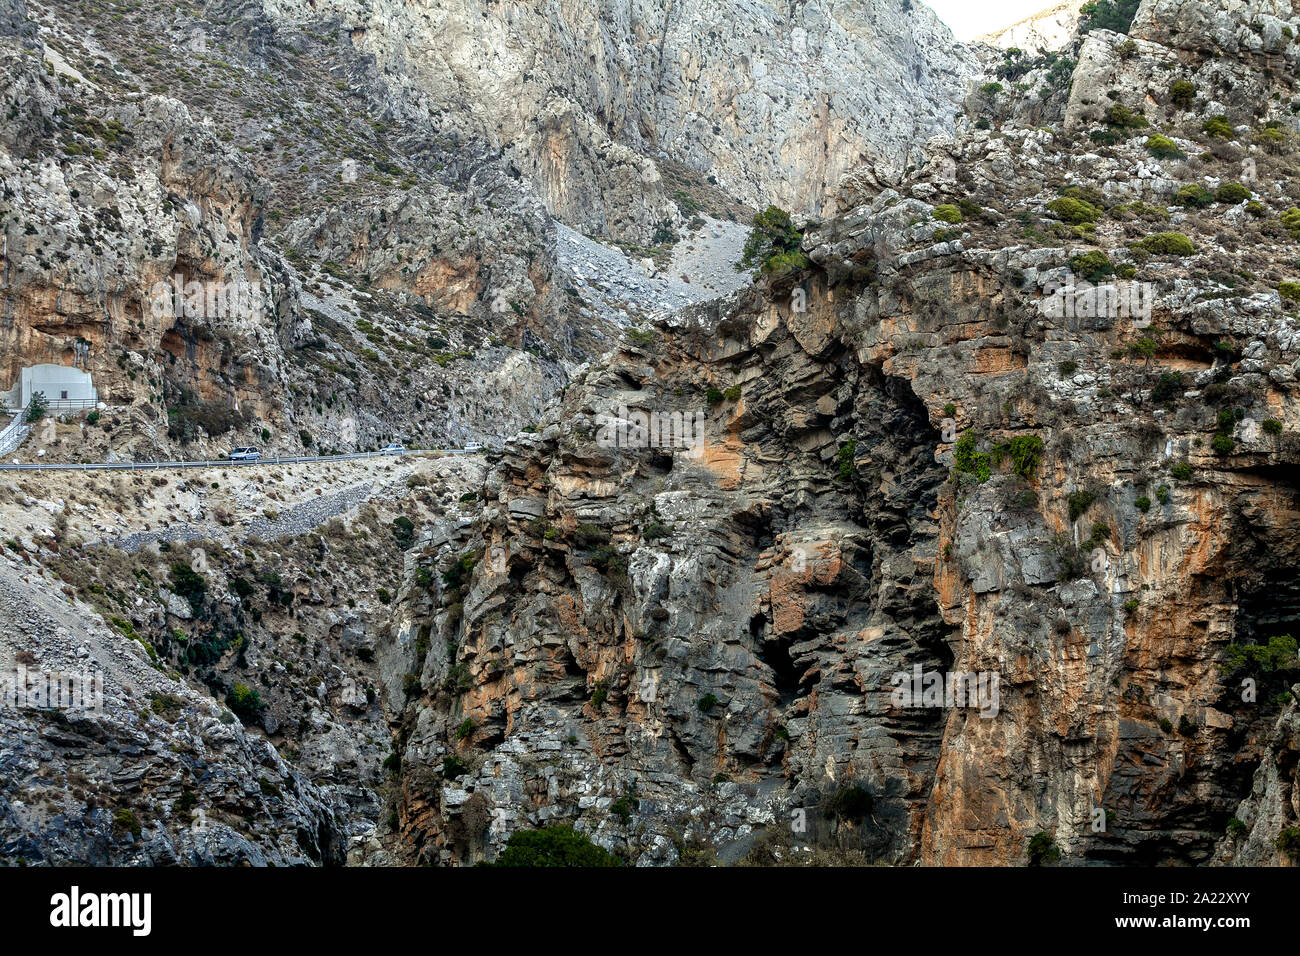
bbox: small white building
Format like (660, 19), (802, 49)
(3, 364), (97, 410)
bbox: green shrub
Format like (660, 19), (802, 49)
(1170, 461), (1193, 480)
(1134, 232), (1195, 256)
(1079, 0), (1140, 33)
(1211, 433), (1234, 454)
(1068, 489), (1096, 521)
(391, 515), (416, 549)
(1135, 495), (1151, 512)
(493, 825), (620, 867)
(837, 439), (857, 481)
(1227, 817), (1248, 839)
(228, 682), (264, 720)
(1278, 282), (1300, 301)
(1169, 80), (1196, 108)
(953, 431), (991, 482)
(1152, 371), (1184, 404)
(169, 563), (207, 610)
(1174, 184), (1214, 208)
(1261, 418), (1283, 435)
(1058, 360), (1078, 377)
(993, 434), (1045, 480)
(1283, 208), (1300, 238)
(25, 392), (47, 423)
(1070, 250), (1113, 281)
(1215, 182), (1252, 204)
(1145, 133), (1182, 159)
(697, 693), (719, 713)
(1221, 634), (1297, 674)
(738, 205), (809, 278)
(1202, 115), (1234, 138)
(456, 717), (476, 740)
(978, 82), (1003, 97)
(441, 551), (480, 591)
(1027, 830), (1061, 865)
(933, 203), (963, 224)
(609, 794), (634, 824)
(1048, 196), (1103, 224)
(442, 755), (467, 778)
(1104, 103), (1148, 129)
(113, 808), (143, 839)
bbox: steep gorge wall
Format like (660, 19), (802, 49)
(262, 0), (980, 242)
(375, 0), (1300, 866)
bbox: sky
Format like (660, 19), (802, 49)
(923, 0), (1065, 41)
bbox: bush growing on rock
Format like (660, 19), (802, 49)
(1221, 634), (1298, 674)
(1105, 103), (1148, 130)
(391, 515), (416, 549)
(228, 682), (264, 720)
(952, 431), (990, 482)
(1079, 0), (1140, 33)
(933, 203), (963, 224)
(992, 434), (1044, 480)
(1133, 232), (1195, 256)
(1169, 80), (1196, 108)
(1027, 830), (1061, 865)
(1070, 250), (1113, 281)
(738, 205), (809, 279)
(1202, 115), (1234, 138)
(169, 562), (207, 610)
(1278, 282), (1300, 302)
(1047, 196), (1103, 224)
(1174, 184), (1214, 208)
(1215, 182), (1252, 204)
(1145, 133), (1182, 159)
(493, 825), (620, 867)
(1283, 208), (1300, 238)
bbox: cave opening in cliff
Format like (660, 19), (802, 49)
(752, 614), (802, 705)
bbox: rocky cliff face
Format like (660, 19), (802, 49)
(3, 0), (1299, 870)
(263, 0), (979, 243)
(376, 0), (1300, 866)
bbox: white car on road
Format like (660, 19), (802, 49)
(463, 441), (483, 454)
(380, 443), (406, 455)
(228, 447), (261, 462)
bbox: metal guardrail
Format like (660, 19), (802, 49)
(0, 449), (472, 471)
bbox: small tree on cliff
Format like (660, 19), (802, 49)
(737, 205), (810, 279)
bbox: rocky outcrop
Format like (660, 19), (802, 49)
(262, 0), (980, 243)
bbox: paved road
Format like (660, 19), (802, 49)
(0, 449), (480, 471)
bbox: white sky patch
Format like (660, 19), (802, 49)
(922, 0), (1065, 41)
